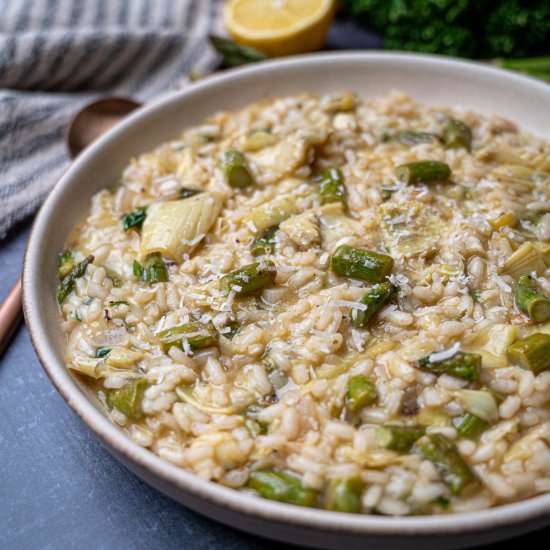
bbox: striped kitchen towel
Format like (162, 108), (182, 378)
(0, 0), (224, 239)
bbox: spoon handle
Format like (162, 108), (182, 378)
(0, 279), (23, 358)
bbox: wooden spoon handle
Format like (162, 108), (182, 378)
(0, 279), (23, 357)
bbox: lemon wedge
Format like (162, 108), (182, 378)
(224, 0), (336, 57)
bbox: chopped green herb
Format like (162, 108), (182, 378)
(122, 207), (147, 232)
(109, 300), (129, 306)
(95, 346), (112, 358)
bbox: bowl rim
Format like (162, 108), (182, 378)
(23, 51), (550, 537)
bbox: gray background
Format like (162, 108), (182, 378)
(1, 18), (547, 550)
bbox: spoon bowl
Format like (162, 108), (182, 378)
(65, 97), (142, 159)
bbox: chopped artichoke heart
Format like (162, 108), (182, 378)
(380, 201), (442, 258)
(501, 241), (546, 278)
(241, 130), (278, 152)
(175, 385), (237, 415)
(491, 164), (544, 188)
(140, 192), (223, 261)
(248, 128), (327, 184)
(318, 203), (363, 244)
(69, 355), (103, 378)
(504, 421), (550, 463)
(479, 324), (518, 356)
(280, 211), (320, 248)
(105, 346), (143, 368)
(455, 389), (499, 424)
(247, 194), (300, 232)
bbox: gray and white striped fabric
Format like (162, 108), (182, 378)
(0, 0), (223, 239)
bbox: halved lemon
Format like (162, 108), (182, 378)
(224, 0), (336, 57)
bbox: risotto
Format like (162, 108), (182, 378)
(57, 91), (550, 515)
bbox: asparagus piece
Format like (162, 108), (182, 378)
(351, 282), (397, 327)
(158, 321), (217, 352)
(513, 275), (550, 322)
(382, 131), (440, 145)
(318, 167), (347, 207)
(507, 333), (550, 374)
(247, 470), (318, 507)
(208, 34), (267, 67)
(376, 425), (425, 452)
(57, 249), (75, 279)
(417, 351), (481, 382)
(454, 413), (489, 440)
(442, 118), (472, 151)
(324, 477), (363, 513)
(346, 375), (377, 414)
(57, 255), (94, 304)
(121, 207), (147, 232)
(142, 253), (168, 283)
(330, 244), (394, 283)
(221, 149), (254, 188)
(132, 260), (143, 279)
(250, 227), (278, 257)
(395, 160), (451, 184)
(221, 260), (276, 296)
(415, 434), (477, 496)
(106, 378), (148, 419)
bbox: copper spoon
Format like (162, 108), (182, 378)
(0, 97), (142, 357)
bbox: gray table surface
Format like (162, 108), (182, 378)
(1, 18), (548, 550)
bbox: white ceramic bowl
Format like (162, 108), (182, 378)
(23, 52), (550, 549)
